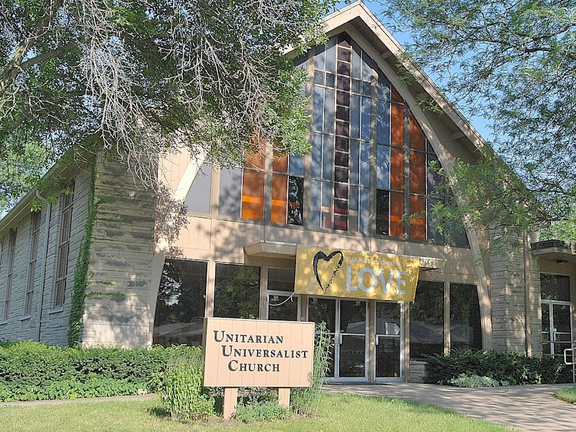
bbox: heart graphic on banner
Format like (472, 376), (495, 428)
(312, 250), (344, 292)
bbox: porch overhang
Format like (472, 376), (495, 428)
(531, 240), (576, 264)
(244, 241), (446, 271)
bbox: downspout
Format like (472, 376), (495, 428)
(524, 231), (532, 357)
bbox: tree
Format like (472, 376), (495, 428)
(0, 0), (334, 212)
(377, 0), (576, 240)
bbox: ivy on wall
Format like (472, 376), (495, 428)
(67, 165), (97, 346)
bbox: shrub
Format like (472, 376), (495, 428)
(291, 322), (333, 415)
(425, 348), (569, 385)
(0, 341), (171, 401)
(448, 373), (508, 388)
(236, 400), (291, 422)
(155, 346), (214, 421)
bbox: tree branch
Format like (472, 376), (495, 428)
(0, 0), (64, 97)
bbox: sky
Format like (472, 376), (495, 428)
(335, 1), (495, 143)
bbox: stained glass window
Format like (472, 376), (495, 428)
(214, 32), (467, 246)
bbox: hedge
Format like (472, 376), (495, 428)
(425, 349), (571, 386)
(0, 341), (176, 401)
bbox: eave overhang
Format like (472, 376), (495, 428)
(244, 241), (446, 271)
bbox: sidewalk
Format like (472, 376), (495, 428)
(324, 383), (576, 432)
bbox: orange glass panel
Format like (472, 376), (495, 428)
(409, 195), (426, 240)
(245, 135), (266, 169)
(245, 150), (266, 169)
(391, 86), (402, 103)
(391, 103), (404, 147)
(390, 191), (404, 238)
(390, 147), (404, 191)
(409, 151), (426, 195)
(410, 114), (426, 151)
(271, 174), (288, 223)
(241, 170), (264, 221)
(273, 151), (289, 173)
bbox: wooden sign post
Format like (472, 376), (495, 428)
(203, 318), (315, 419)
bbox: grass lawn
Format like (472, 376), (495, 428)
(555, 387), (576, 404)
(0, 392), (512, 432)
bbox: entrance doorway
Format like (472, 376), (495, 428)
(307, 297), (402, 381)
(542, 301), (573, 357)
(375, 302), (402, 380)
(541, 273), (574, 358)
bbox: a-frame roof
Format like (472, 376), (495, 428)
(307, 1), (489, 165)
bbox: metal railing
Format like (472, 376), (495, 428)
(564, 342), (576, 384)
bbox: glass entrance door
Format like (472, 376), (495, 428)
(541, 273), (573, 358)
(375, 302), (402, 380)
(338, 300), (368, 379)
(307, 298), (404, 381)
(542, 301), (573, 357)
(308, 298), (367, 380)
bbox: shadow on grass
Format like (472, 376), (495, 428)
(148, 406), (171, 419)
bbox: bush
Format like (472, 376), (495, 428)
(0, 340), (172, 401)
(236, 400), (291, 422)
(155, 346), (214, 421)
(448, 373), (508, 388)
(291, 322), (333, 415)
(425, 349), (569, 386)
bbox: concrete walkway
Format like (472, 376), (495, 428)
(324, 383), (576, 432)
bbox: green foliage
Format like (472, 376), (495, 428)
(291, 322), (333, 415)
(236, 400), (291, 422)
(154, 346), (214, 421)
(448, 374), (508, 388)
(0, 341), (172, 401)
(67, 165), (97, 346)
(213, 265), (261, 319)
(555, 387), (576, 404)
(425, 349), (569, 385)
(0, 392), (513, 432)
(0, 0), (337, 208)
(377, 0), (576, 240)
(429, 157), (543, 244)
(0, 141), (52, 213)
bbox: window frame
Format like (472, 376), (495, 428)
(53, 185), (74, 309)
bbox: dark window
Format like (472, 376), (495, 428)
(53, 184), (74, 308)
(307, 297), (336, 377)
(541, 274), (571, 302)
(450, 284), (482, 351)
(272, 151), (304, 225)
(3, 229), (17, 321)
(214, 264), (260, 319)
(267, 267), (298, 321)
(153, 259), (207, 347)
(410, 281), (444, 359)
(25, 212), (41, 316)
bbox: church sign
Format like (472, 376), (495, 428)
(203, 318), (314, 388)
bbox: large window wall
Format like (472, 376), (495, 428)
(410, 281), (482, 359)
(183, 32), (468, 247)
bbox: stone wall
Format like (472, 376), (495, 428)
(80, 156), (157, 347)
(490, 234), (542, 355)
